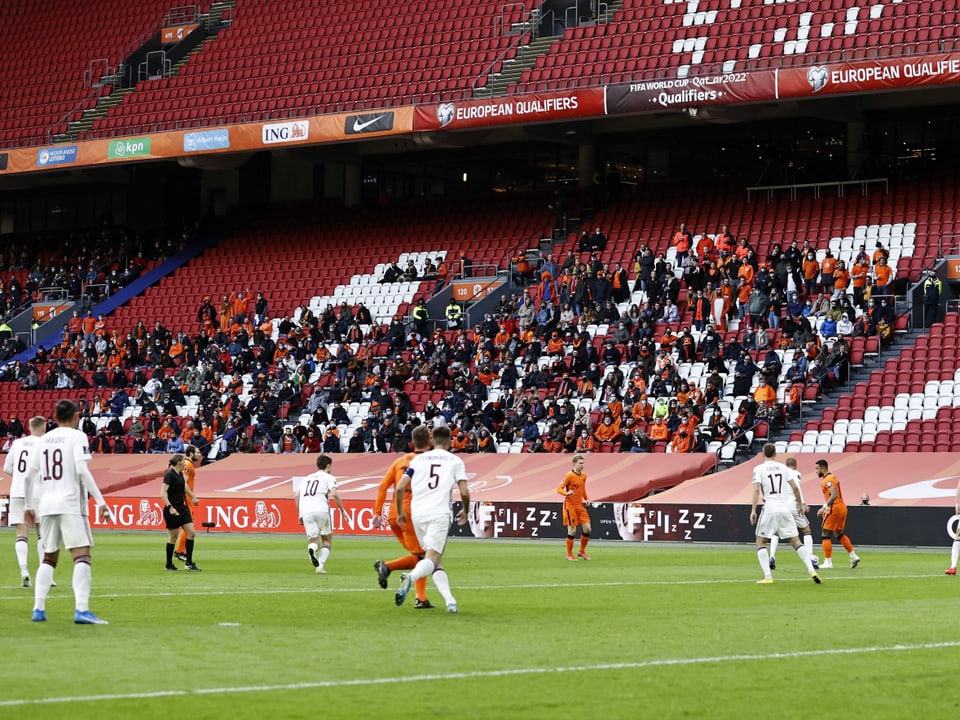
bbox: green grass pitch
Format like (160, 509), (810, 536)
(0, 531), (957, 719)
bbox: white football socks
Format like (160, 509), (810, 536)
(34, 563), (54, 611)
(756, 547), (771, 578)
(410, 558), (435, 581)
(73, 559), (92, 613)
(318, 546), (330, 565)
(769, 535), (779, 559)
(796, 544), (815, 573)
(952, 540), (960, 569)
(15, 537), (29, 575)
(432, 569), (456, 606)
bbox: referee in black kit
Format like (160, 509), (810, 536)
(161, 454), (201, 572)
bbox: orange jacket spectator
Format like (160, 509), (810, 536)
(575, 433), (598, 453)
(631, 398), (653, 422)
(542, 437), (564, 453)
(670, 430), (693, 453)
(753, 382), (777, 404)
(697, 235), (715, 260)
(594, 417), (621, 442)
(738, 263), (755, 286)
(649, 418), (670, 443)
(604, 399), (623, 422)
(802, 256), (820, 281)
(477, 367), (498, 386)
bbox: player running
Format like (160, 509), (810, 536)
(815, 458), (860, 569)
(394, 425), (470, 614)
(558, 454), (592, 561)
(750, 444), (821, 585)
(372, 436), (434, 608)
(296, 454), (345, 574)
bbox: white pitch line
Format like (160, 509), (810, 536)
(1, 640), (958, 708)
(0, 572), (942, 602)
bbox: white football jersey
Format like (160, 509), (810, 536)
(3, 435), (40, 499)
(787, 468), (806, 505)
(297, 470), (337, 515)
(28, 426), (97, 517)
(406, 448), (467, 520)
(752, 459), (797, 513)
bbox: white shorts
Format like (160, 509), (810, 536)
(38, 514), (94, 552)
(414, 514), (451, 554)
(791, 507), (810, 532)
(7, 497), (26, 526)
(302, 510), (332, 538)
(757, 508), (799, 541)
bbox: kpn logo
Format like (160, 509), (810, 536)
(108, 137), (152, 159)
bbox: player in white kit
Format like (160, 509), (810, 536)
(24, 400), (113, 624)
(5, 416), (46, 587)
(394, 425), (470, 613)
(296, 454), (345, 574)
(768, 457), (819, 571)
(750, 443), (821, 585)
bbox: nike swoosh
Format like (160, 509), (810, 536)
(352, 115), (386, 132)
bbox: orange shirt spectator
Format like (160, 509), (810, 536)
(753, 382), (777, 405)
(670, 430), (693, 453)
(697, 235), (715, 260)
(575, 432), (598, 453)
(802, 256), (820, 281)
(594, 417), (621, 442)
(874, 260), (892, 288)
(738, 263), (755, 286)
(833, 267), (850, 291)
(851, 261), (869, 288)
(649, 418), (670, 443)
(820, 255), (838, 280)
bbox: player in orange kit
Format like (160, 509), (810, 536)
(815, 458), (860, 569)
(174, 445), (202, 561)
(558, 454), (591, 561)
(372, 427), (433, 608)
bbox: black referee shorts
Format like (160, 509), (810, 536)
(163, 505), (193, 530)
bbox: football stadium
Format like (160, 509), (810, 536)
(1, 0), (959, 717)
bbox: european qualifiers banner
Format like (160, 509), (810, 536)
(414, 88), (606, 132)
(779, 52), (960, 99)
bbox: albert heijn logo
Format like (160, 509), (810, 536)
(261, 120), (310, 145)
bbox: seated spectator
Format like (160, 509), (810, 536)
(574, 429), (597, 453)
(649, 416), (670, 444)
(165, 433), (185, 454)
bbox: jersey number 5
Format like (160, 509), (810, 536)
(428, 463), (441, 490)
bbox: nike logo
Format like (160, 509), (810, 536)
(352, 115), (386, 132)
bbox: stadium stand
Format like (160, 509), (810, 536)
(87, 0), (540, 137)
(0, 1), (213, 147)
(512, 0), (960, 93)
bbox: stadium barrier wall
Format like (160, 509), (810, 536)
(0, 496), (946, 547)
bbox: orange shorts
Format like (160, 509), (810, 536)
(821, 507), (847, 533)
(390, 519), (425, 556)
(563, 503), (590, 527)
